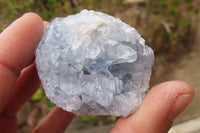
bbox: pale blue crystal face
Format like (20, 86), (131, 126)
(35, 10), (154, 117)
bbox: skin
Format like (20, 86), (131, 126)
(0, 13), (194, 133)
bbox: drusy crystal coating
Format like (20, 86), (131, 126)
(35, 10), (154, 117)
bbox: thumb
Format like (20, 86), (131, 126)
(111, 81), (194, 133)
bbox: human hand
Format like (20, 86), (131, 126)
(0, 13), (74, 133)
(0, 13), (194, 133)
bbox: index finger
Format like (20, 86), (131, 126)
(0, 13), (43, 113)
(0, 13), (43, 74)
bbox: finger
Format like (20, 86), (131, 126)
(111, 81), (194, 133)
(0, 13), (43, 74)
(2, 21), (50, 116)
(33, 107), (74, 133)
(3, 63), (40, 116)
(0, 115), (17, 133)
(43, 21), (49, 27)
(0, 13), (43, 113)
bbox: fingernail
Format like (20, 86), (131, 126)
(168, 94), (193, 121)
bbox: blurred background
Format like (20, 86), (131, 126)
(0, 0), (199, 133)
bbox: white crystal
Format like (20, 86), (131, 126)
(35, 9), (154, 117)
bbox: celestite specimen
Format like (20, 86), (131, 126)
(35, 10), (154, 117)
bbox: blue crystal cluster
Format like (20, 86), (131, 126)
(35, 10), (154, 117)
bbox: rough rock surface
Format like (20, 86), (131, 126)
(35, 9), (154, 117)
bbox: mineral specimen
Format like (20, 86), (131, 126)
(35, 9), (154, 117)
